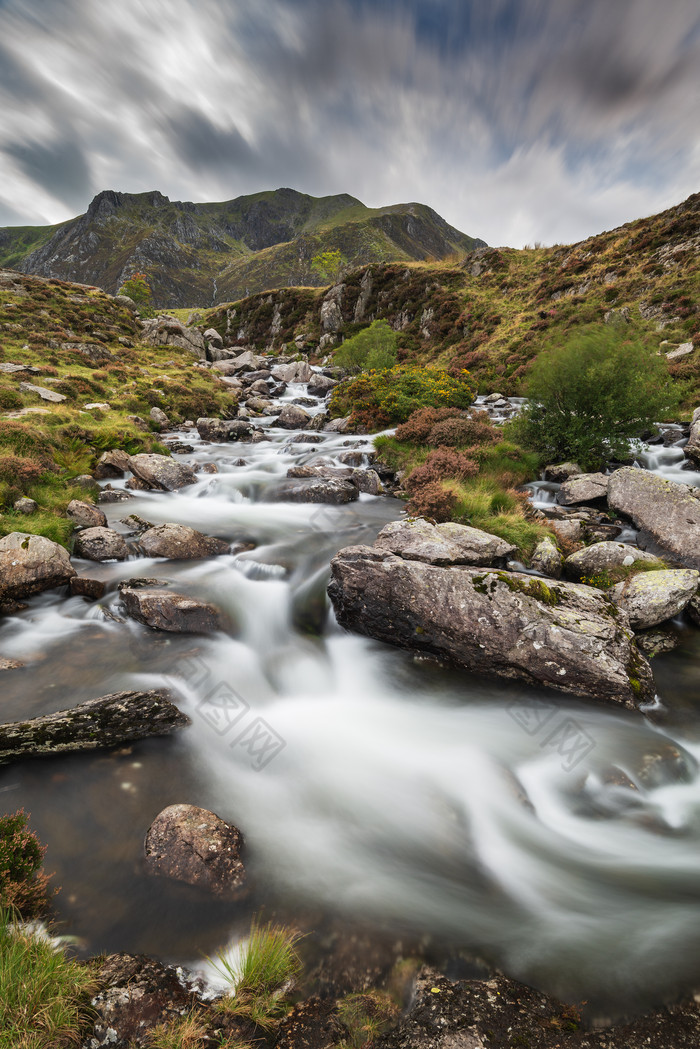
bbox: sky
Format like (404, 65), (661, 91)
(1, 0), (699, 248)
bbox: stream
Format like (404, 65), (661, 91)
(2, 387), (700, 1015)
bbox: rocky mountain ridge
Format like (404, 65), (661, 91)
(0, 187), (484, 307)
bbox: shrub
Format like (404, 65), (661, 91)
(0, 422), (54, 467)
(395, 406), (462, 443)
(0, 454), (45, 491)
(333, 320), (398, 374)
(427, 415), (499, 448)
(330, 366), (474, 429)
(0, 810), (53, 919)
(0, 388), (22, 411)
(405, 449), (479, 489)
(406, 481), (457, 521)
(509, 325), (682, 470)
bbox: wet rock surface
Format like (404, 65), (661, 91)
(137, 523), (229, 559)
(66, 499), (108, 529)
(329, 547), (653, 707)
(607, 467), (700, 569)
(144, 803), (246, 895)
(127, 453), (197, 491)
(121, 588), (222, 633)
(0, 531), (76, 603)
(74, 526), (128, 562)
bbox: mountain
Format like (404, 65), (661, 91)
(198, 190), (699, 398)
(0, 188), (485, 307)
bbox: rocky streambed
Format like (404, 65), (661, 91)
(3, 372), (700, 1042)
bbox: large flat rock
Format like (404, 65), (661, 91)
(607, 467), (700, 569)
(328, 547), (653, 707)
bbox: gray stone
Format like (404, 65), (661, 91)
(149, 406), (169, 428)
(607, 467), (700, 569)
(307, 373), (337, 397)
(270, 478), (359, 504)
(69, 576), (106, 600)
(557, 472), (609, 505)
(0, 532), (76, 604)
(565, 541), (662, 582)
(196, 417), (252, 442)
(328, 548), (653, 707)
(609, 570), (699, 629)
(138, 523), (229, 560)
(277, 404), (311, 429)
(271, 361), (314, 384)
(543, 462), (583, 483)
(323, 416), (352, 433)
(128, 453), (197, 491)
(141, 316), (206, 358)
(203, 326), (223, 347)
(374, 518), (516, 567)
(94, 449), (131, 479)
(684, 406), (700, 465)
(18, 382), (66, 403)
(666, 341), (694, 361)
(144, 804), (245, 894)
(74, 526), (128, 562)
(66, 499), (108, 530)
(530, 536), (563, 578)
(121, 588), (221, 634)
(13, 497), (37, 515)
(213, 350), (264, 374)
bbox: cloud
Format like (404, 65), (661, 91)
(0, 0), (698, 245)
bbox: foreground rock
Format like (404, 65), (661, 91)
(608, 467), (700, 569)
(564, 540), (662, 581)
(66, 499), (108, 529)
(138, 523), (229, 559)
(329, 547), (653, 706)
(374, 519), (516, 567)
(144, 804), (246, 894)
(128, 453), (197, 491)
(73, 526), (128, 562)
(0, 532), (76, 603)
(530, 536), (563, 578)
(610, 569), (699, 629)
(0, 690), (190, 764)
(121, 588), (221, 633)
(277, 403), (312, 429)
(375, 967), (700, 1049)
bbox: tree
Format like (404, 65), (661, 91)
(310, 250), (344, 285)
(118, 271), (154, 317)
(333, 319), (398, 373)
(510, 325), (682, 470)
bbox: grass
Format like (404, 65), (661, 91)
(209, 919), (303, 1029)
(0, 909), (98, 1049)
(143, 1011), (254, 1048)
(336, 991), (399, 1049)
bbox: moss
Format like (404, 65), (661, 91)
(495, 572), (561, 605)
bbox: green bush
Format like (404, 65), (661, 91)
(509, 325), (682, 470)
(0, 810), (52, 919)
(333, 320), (397, 374)
(331, 366), (474, 429)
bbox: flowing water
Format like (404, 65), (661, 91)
(2, 393), (700, 1014)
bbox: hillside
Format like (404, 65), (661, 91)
(199, 190), (700, 399)
(0, 188), (484, 308)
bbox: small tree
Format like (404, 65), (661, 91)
(118, 271), (154, 316)
(334, 319), (398, 373)
(310, 250), (344, 285)
(510, 325), (681, 470)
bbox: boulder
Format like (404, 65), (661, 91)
(0, 690), (189, 765)
(543, 462), (582, 483)
(564, 541), (662, 582)
(374, 519), (516, 567)
(196, 417), (252, 442)
(128, 453), (197, 491)
(212, 349), (263, 374)
(138, 523), (229, 559)
(73, 526), (128, 562)
(328, 548), (653, 707)
(69, 576), (106, 600)
(203, 326), (223, 347)
(94, 449), (132, 479)
(307, 373), (337, 397)
(607, 467), (700, 569)
(141, 316), (206, 358)
(557, 472), (609, 505)
(149, 406), (169, 428)
(0, 532), (76, 603)
(66, 499), (108, 529)
(121, 588), (221, 633)
(685, 406), (700, 465)
(144, 804), (245, 894)
(609, 570), (699, 629)
(352, 468), (383, 495)
(245, 396), (272, 413)
(277, 404), (311, 429)
(529, 536), (563, 578)
(97, 487), (133, 504)
(270, 478), (359, 504)
(13, 497), (37, 514)
(18, 382), (66, 403)
(271, 361), (313, 383)
(323, 416), (352, 433)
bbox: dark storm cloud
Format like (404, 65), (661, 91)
(0, 0), (698, 245)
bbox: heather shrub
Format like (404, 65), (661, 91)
(330, 366), (474, 429)
(0, 454), (45, 491)
(427, 415), (500, 447)
(0, 388), (22, 411)
(405, 449), (479, 490)
(0, 810), (53, 918)
(406, 481), (457, 522)
(395, 406), (463, 443)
